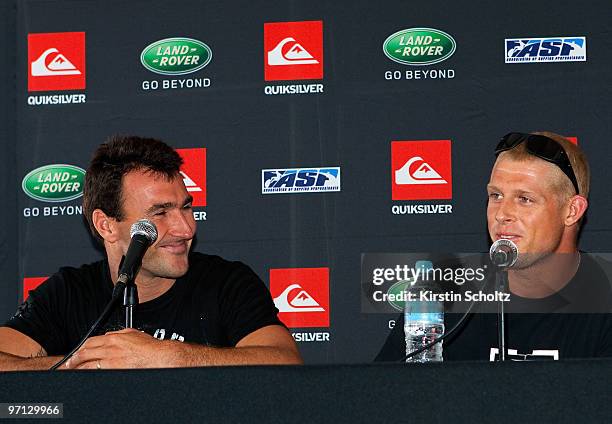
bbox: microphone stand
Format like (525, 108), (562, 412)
(50, 220), (157, 370)
(123, 281), (138, 328)
(489, 239), (518, 362)
(49, 277), (130, 370)
(495, 269), (508, 361)
(117, 254), (139, 329)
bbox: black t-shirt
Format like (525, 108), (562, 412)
(4, 252), (282, 356)
(375, 253), (612, 361)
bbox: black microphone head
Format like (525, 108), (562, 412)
(130, 219), (158, 244)
(489, 239), (518, 267)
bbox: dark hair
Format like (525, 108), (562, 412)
(83, 135), (183, 240)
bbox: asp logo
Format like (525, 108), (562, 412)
(28, 32), (86, 91)
(176, 148), (206, 207)
(391, 140), (452, 200)
(505, 37), (586, 63)
(270, 268), (330, 328)
(264, 20), (323, 81)
(262, 167), (340, 194)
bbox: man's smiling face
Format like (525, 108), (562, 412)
(115, 169), (196, 280)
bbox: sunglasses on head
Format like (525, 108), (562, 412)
(495, 132), (579, 195)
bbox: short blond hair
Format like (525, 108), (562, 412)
(497, 131), (590, 200)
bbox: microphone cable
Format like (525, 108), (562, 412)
(49, 267), (127, 370)
(50, 220), (157, 370)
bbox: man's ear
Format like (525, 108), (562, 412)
(565, 195), (588, 227)
(92, 209), (120, 242)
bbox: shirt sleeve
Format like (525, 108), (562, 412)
(217, 262), (283, 346)
(3, 274), (69, 355)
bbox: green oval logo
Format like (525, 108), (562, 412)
(386, 279), (415, 312)
(383, 28), (456, 65)
(22, 164), (85, 202)
(140, 37), (212, 75)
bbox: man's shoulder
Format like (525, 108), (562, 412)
(585, 253), (612, 273)
(34, 259), (109, 296)
(53, 259), (107, 285)
(581, 252), (612, 286)
(186, 252), (257, 281)
(573, 252), (612, 312)
(188, 251), (245, 270)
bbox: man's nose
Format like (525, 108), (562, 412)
(495, 198), (516, 224)
(170, 210), (195, 238)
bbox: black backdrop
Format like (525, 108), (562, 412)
(2, 0), (612, 363)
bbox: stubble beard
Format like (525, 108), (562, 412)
(140, 248), (190, 280)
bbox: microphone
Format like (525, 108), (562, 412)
(117, 219), (158, 284)
(489, 239), (518, 268)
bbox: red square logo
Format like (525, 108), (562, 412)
(176, 148), (207, 207)
(567, 136), (578, 145)
(270, 268), (329, 328)
(391, 140), (453, 201)
(28, 32), (86, 92)
(23, 277), (47, 300)
(264, 20), (323, 81)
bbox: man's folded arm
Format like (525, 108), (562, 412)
(139, 324), (303, 367)
(163, 324), (303, 366)
(1, 324), (303, 370)
(65, 324), (303, 369)
(0, 327), (62, 371)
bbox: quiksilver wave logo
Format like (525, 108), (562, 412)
(140, 37), (212, 75)
(22, 164), (85, 202)
(383, 28), (456, 66)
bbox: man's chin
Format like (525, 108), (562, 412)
(165, 260), (190, 278)
(512, 252), (551, 270)
(144, 256), (190, 279)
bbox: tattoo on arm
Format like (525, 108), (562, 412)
(29, 347), (46, 358)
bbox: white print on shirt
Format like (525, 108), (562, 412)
(153, 328), (185, 342)
(489, 348), (559, 361)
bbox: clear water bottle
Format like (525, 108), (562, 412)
(404, 261), (445, 362)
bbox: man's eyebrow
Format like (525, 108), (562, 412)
(145, 196), (193, 215)
(145, 202), (175, 215)
(515, 189), (538, 196)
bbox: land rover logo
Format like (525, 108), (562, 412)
(386, 280), (414, 312)
(383, 28), (456, 65)
(140, 37), (212, 75)
(22, 164), (85, 202)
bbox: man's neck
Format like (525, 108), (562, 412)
(130, 275), (176, 304)
(508, 251), (581, 298)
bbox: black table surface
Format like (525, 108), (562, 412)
(1, 359), (610, 423)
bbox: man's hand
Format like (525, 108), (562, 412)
(65, 328), (162, 370)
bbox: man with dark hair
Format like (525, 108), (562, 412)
(0, 136), (302, 370)
(376, 131), (612, 361)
